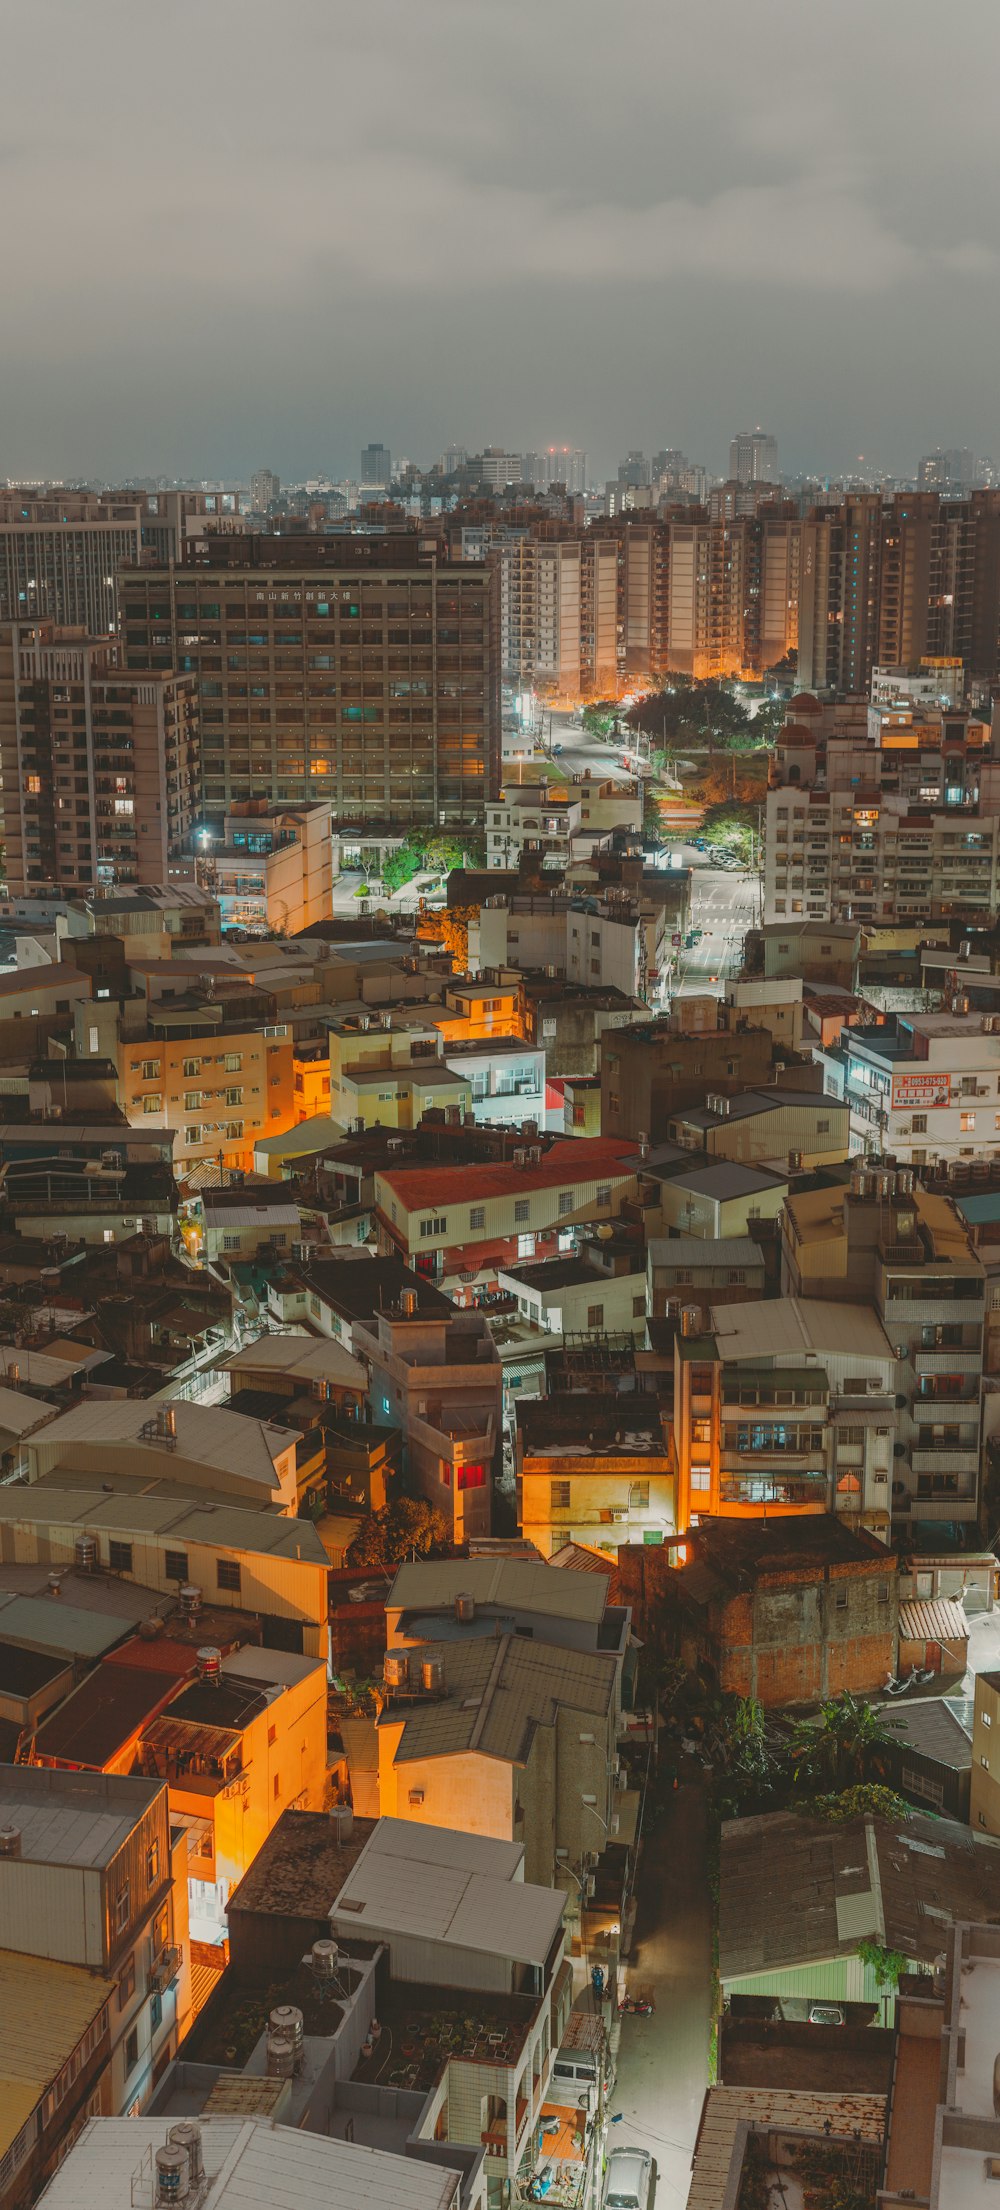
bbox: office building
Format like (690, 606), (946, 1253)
(478, 448), (525, 489)
(0, 622), (199, 897)
(0, 489), (228, 636)
(248, 468), (280, 513)
(729, 429), (779, 485)
(358, 439), (391, 483)
(119, 532), (499, 825)
(360, 443), (391, 487)
(537, 445), (587, 494)
(918, 447), (977, 491)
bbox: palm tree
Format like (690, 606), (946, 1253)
(790, 1692), (900, 1794)
(711, 1694), (784, 1815)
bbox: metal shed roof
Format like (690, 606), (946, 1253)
(898, 1597), (969, 1646)
(30, 2115), (462, 2210)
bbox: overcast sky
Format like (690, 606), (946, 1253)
(3, 0), (997, 483)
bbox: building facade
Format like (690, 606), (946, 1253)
(0, 625), (198, 897)
(119, 532), (500, 826)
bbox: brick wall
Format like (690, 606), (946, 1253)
(616, 1540), (897, 1709)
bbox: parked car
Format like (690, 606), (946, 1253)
(808, 2004), (845, 2026)
(604, 2147), (654, 2210)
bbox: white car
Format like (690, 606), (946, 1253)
(604, 2146), (654, 2210)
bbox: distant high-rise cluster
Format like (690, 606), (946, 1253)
(249, 468), (281, 513)
(361, 442), (392, 487)
(729, 427), (779, 485)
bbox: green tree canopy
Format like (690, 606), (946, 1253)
(790, 1694), (900, 1793)
(345, 1495), (449, 1571)
(807, 1783), (910, 1823)
(698, 800), (757, 863)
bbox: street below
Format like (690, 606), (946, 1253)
(673, 866), (758, 997)
(611, 1775), (713, 2210)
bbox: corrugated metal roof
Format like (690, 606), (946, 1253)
(0, 1485), (329, 1565)
(547, 1541), (614, 1576)
(687, 2089), (886, 2210)
(31, 1397), (297, 1485)
(225, 1332), (366, 1391)
(333, 1816), (562, 1964)
(0, 1951), (115, 2157)
(32, 1660), (183, 1768)
(388, 1556), (608, 1622)
(712, 1296), (896, 1363)
(0, 1592), (142, 1661)
(0, 1768), (163, 1867)
(667, 1161), (788, 1200)
(33, 2116), (462, 2210)
(898, 1597), (969, 1646)
(385, 1633), (616, 1766)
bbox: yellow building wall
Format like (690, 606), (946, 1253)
(294, 1052), (331, 1123)
(519, 1463), (675, 1558)
(377, 1734), (515, 1840)
(208, 1664), (328, 1908)
(122, 1030), (297, 1176)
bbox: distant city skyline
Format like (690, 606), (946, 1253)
(2, 434), (995, 495)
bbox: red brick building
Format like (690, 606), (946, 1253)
(620, 1515), (898, 1707)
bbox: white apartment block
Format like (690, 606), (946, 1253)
(764, 702), (1000, 927)
(819, 1008), (1000, 1167)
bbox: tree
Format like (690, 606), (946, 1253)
(415, 903), (476, 969)
(857, 1938), (907, 1990)
(808, 1783), (909, 1823)
(698, 800), (757, 865)
(345, 1496), (449, 1571)
(581, 701), (617, 737)
(707, 1693), (785, 1817)
(790, 1694), (900, 1794)
(381, 832), (427, 896)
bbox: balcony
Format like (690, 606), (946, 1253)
(149, 1942), (183, 1993)
(911, 1444), (980, 1475)
(720, 1471), (829, 1507)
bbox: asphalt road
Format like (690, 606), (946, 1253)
(673, 866), (759, 997)
(512, 708), (634, 784)
(611, 1776), (713, 2210)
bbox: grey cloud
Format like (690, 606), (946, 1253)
(0, 0), (998, 478)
